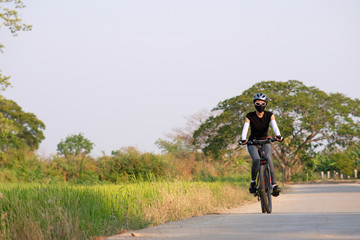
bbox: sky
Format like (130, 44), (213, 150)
(1, 0), (359, 156)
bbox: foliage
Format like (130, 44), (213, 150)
(49, 155), (98, 183)
(57, 133), (94, 157)
(193, 80), (360, 180)
(311, 144), (360, 176)
(0, 144), (251, 184)
(0, 0), (32, 90)
(97, 147), (167, 182)
(313, 153), (336, 173)
(166, 109), (211, 148)
(0, 71), (11, 91)
(155, 138), (194, 157)
(155, 110), (211, 159)
(346, 145), (360, 170)
(0, 96), (45, 151)
(56, 133), (95, 182)
(330, 152), (355, 176)
(0, 1), (41, 156)
(0, 149), (48, 182)
(0, 0), (31, 35)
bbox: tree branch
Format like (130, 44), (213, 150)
(294, 129), (320, 156)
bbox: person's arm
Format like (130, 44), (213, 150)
(270, 115), (283, 141)
(240, 117), (250, 144)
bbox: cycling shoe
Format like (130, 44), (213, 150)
(272, 185), (281, 197)
(249, 181), (256, 194)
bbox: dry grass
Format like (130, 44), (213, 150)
(143, 182), (253, 225)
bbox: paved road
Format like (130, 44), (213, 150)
(107, 184), (360, 240)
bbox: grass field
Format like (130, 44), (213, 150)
(0, 180), (253, 240)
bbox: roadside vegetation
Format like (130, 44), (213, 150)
(0, 138), (358, 239)
(0, 181), (252, 240)
(0, 142), (255, 239)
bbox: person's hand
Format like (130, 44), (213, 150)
(240, 140), (248, 145)
(275, 135), (283, 142)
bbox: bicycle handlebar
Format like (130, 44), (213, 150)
(247, 138), (278, 145)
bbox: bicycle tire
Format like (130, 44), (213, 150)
(259, 164), (269, 213)
(264, 166), (272, 213)
(256, 178), (266, 213)
(261, 198), (266, 213)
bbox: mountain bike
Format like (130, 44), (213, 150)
(247, 138), (278, 214)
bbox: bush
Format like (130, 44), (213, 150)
(0, 149), (48, 182)
(48, 155), (99, 184)
(97, 147), (167, 182)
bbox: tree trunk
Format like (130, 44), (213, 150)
(79, 155), (85, 180)
(283, 166), (291, 182)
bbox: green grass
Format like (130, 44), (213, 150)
(0, 180), (252, 240)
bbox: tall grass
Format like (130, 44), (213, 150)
(0, 181), (253, 240)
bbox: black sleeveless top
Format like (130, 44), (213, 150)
(246, 111), (273, 140)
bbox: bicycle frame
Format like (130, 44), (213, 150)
(258, 147), (272, 188)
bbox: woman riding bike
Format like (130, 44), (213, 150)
(240, 93), (282, 196)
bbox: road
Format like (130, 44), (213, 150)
(107, 183), (360, 240)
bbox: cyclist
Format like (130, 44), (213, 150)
(240, 93), (283, 197)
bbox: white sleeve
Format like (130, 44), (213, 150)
(271, 119), (281, 136)
(241, 122), (250, 140)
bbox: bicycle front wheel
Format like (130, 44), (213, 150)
(259, 164), (271, 213)
(264, 165), (272, 213)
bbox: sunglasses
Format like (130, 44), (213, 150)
(255, 102), (266, 106)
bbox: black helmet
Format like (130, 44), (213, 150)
(253, 93), (269, 103)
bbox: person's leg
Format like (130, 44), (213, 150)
(247, 144), (261, 181)
(263, 143), (277, 184)
(264, 143), (281, 196)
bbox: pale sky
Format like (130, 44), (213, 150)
(1, 0), (359, 156)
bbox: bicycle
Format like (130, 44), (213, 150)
(247, 138), (278, 214)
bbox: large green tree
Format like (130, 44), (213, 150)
(193, 80), (360, 180)
(0, 96), (45, 150)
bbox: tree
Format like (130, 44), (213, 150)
(331, 152), (354, 176)
(155, 138), (193, 157)
(193, 80), (360, 180)
(57, 133), (94, 181)
(156, 109), (211, 157)
(346, 146), (360, 170)
(0, 0), (32, 91)
(168, 109), (211, 148)
(313, 153), (336, 173)
(57, 133), (94, 157)
(0, 96), (45, 151)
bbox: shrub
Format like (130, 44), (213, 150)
(97, 147), (167, 182)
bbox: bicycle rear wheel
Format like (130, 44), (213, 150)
(259, 165), (271, 213)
